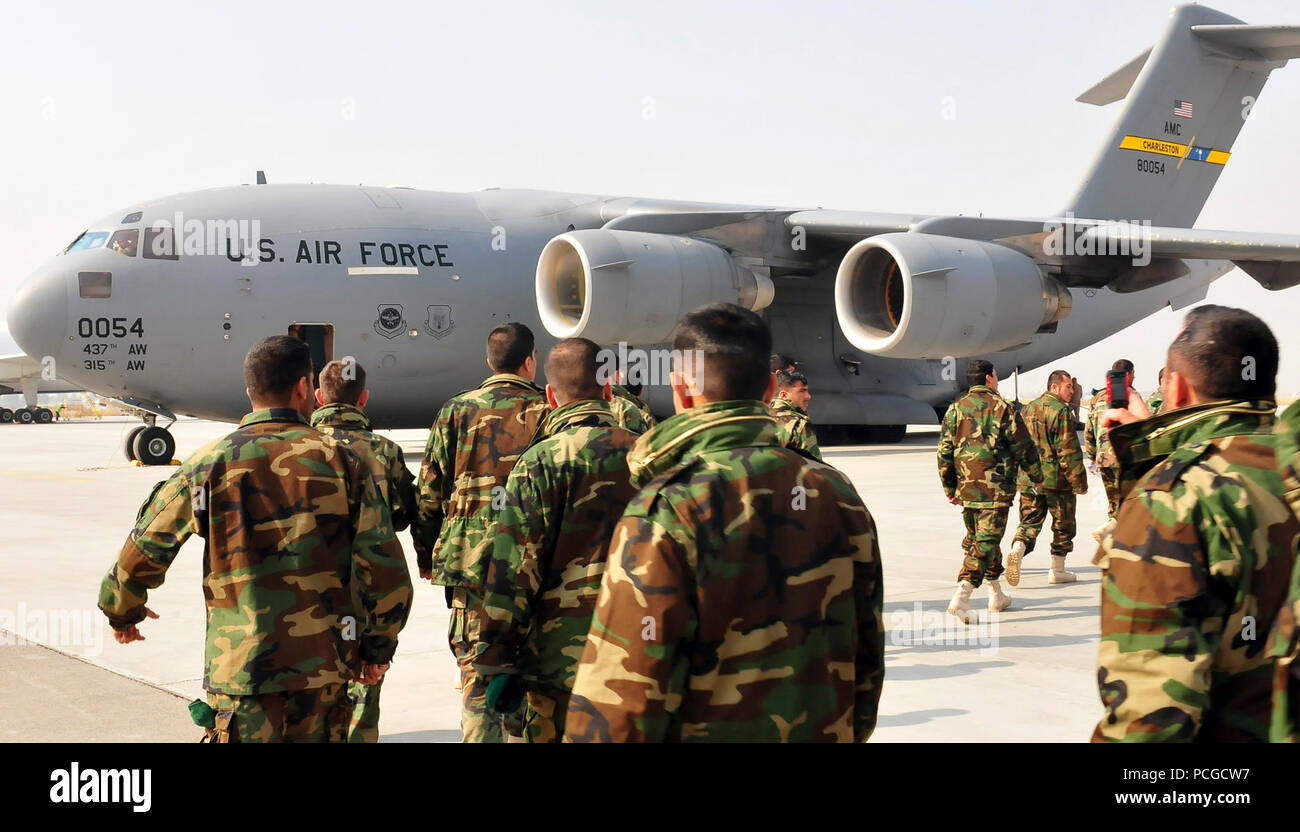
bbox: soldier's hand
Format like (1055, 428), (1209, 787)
(1099, 408), (1141, 431)
(946, 495), (960, 506)
(359, 662), (390, 685)
(112, 607), (159, 644)
(1127, 389), (1151, 419)
(418, 568), (433, 581)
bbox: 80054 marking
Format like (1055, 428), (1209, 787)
(77, 317), (144, 338)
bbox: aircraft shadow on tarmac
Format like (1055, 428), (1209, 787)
(884, 661), (1015, 681)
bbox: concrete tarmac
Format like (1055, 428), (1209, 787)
(0, 417), (1110, 742)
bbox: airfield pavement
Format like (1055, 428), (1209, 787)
(0, 417), (1112, 742)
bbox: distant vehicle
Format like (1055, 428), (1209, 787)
(7, 4), (1300, 463)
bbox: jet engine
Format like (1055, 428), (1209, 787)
(834, 232), (1071, 359)
(535, 229), (773, 343)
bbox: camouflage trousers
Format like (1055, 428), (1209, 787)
(203, 684), (350, 743)
(1100, 466), (1122, 518)
(449, 587), (524, 742)
(521, 689), (570, 744)
(346, 678), (382, 743)
(1014, 490), (1078, 558)
(959, 506), (1010, 588)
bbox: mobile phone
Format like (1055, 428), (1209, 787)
(1106, 369), (1129, 409)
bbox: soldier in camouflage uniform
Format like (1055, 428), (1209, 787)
(565, 305), (884, 742)
(609, 379), (656, 434)
(1271, 400), (1300, 742)
(1008, 370), (1088, 586)
(1146, 367), (1166, 416)
(310, 358), (417, 743)
(413, 322), (549, 742)
(937, 360), (1042, 621)
(1085, 359), (1151, 525)
(768, 369), (822, 461)
(474, 338), (639, 742)
(98, 336), (413, 742)
(1092, 306), (1298, 742)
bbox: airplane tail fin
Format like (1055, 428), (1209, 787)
(1063, 4), (1300, 228)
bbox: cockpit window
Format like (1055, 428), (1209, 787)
(109, 229), (139, 257)
(121, 211), (143, 224)
(65, 231), (110, 253)
(143, 226), (179, 260)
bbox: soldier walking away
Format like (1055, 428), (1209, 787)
(1008, 370), (1088, 586)
(565, 304), (884, 742)
(937, 360), (1043, 622)
(1091, 306), (1298, 742)
(609, 362), (656, 434)
(1085, 359), (1150, 539)
(474, 338), (639, 742)
(311, 358), (417, 743)
(1272, 399), (1300, 742)
(412, 322), (549, 742)
(1146, 366), (1166, 415)
(97, 336), (413, 742)
(769, 369), (821, 461)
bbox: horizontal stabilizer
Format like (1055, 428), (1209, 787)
(1192, 24), (1300, 61)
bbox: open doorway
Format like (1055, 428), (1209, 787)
(287, 323), (334, 384)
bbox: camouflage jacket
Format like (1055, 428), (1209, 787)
(1084, 390), (1117, 468)
(564, 400), (884, 742)
(474, 399), (639, 694)
(97, 408), (414, 696)
(311, 402), (416, 532)
(1146, 390), (1164, 417)
(1015, 390), (1086, 494)
(609, 384), (656, 434)
(937, 386), (1042, 508)
(1092, 399), (1299, 742)
(1271, 400), (1300, 742)
(412, 373), (549, 585)
(769, 396), (822, 461)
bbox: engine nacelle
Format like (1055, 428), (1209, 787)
(535, 229), (773, 344)
(834, 232), (1071, 358)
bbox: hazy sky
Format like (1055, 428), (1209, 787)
(3, 0), (1299, 399)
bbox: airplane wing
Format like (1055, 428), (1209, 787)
(1077, 224), (1300, 290)
(0, 353), (83, 396)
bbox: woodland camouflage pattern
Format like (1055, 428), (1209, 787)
(1013, 390), (1087, 557)
(610, 384), (656, 434)
(311, 402), (416, 743)
(1272, 400), (1300, 742)
(98, 408), (414, 697)
(1092, 400), (1299, 742)
(1015, 391), (1086, 495)
(312, 402), (416, 533)
(474, 398), (639, 742)
(412, 373), (549, 585)
(564, 400), (884, 742)
(938, 386), (1043, 508)
(768, 396), (822, 461)
(1085, 390), (1123, 517)
(1146, 390), (1165, 417)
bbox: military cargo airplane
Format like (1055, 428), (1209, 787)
(7, 3), (1300, 463)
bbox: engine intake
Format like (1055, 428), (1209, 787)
(535, 229), (773, 344)
(835, 232), (1070, 358)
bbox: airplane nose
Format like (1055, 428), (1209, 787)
(6, 265), (68, 361)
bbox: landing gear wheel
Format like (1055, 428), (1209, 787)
(35, 407), (53, 424)
(124, 426), (147, 461)
(864, 424), (906, 444)
(14, 408), (34, 424)
(0, 408), (12, 423)
(132, 426), (175, 466)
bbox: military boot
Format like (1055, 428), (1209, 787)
(1005, 539), (1027, 587)
(1049, 555), (1077, 583)
(947, 580), (975, 624)
(987, 579), (1012, 612)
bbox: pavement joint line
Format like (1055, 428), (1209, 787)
(0, 627), (191, 702)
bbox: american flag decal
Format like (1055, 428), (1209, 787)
(1173, 99), (1194, 118)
